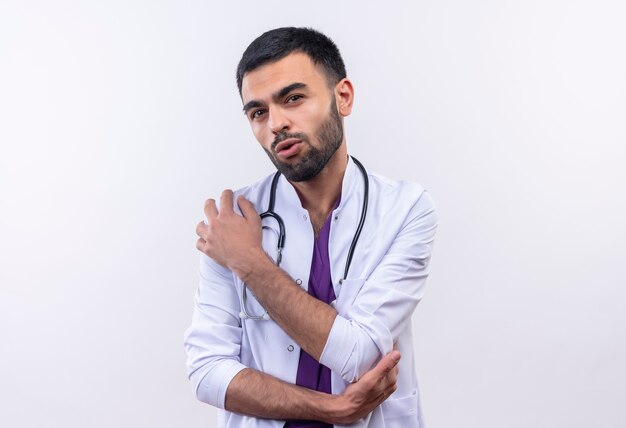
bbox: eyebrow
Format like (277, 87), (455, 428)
(242, 82), (308, 114)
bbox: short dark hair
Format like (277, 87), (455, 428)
(236, 27), (347, 95)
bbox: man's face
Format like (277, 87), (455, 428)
(241, 52), (345, 182)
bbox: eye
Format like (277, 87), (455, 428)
(250, 109), (266, 120)
(286, 94), (303, 103)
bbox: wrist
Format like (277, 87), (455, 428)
(310, 392), (348, 425)
(232, 247), (274, 284)
(320, 394), (357, 425)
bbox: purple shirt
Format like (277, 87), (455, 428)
(284, 202), (338, 428)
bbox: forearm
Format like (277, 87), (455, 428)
(225, 350), (401, 426)
(235, 250), (336, 361)
(225, 368), (340, 423)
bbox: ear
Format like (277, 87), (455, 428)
(334, 78), (354, 117)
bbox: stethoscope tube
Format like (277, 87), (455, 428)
(259, 171), (285, 265)
(341, 156), (368, 283)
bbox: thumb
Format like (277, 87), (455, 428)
(374, 351), (401, 377)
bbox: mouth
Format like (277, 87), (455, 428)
(274, 138), (303, 158)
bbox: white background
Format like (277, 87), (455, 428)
(1, 1), (625, 427)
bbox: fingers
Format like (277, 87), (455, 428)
(338, 349), (401, 423)
(386, 342), (401, 367)
(204, 198), (218, 220)
(387, 350), (401, 364)
(195, 221), (208, 251)
(206, 191), (254, 219)
(237, 195), (259, 220)
(383, 350), (401, 369)
(383, 342), (400, 383)
(387, 359), (398, 385)
(380, 350), (399, 400)
(220, 189), (234, 214)
(378, 350), (400, 396)
(196, 220), (207, 238)
(383, 380), (398, 399)
(195, 237), (206, 252)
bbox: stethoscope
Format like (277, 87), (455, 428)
(240, 156), (369, 321)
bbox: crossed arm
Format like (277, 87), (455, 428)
(194, 190), (399, 423)
(224, 353), (399, 425)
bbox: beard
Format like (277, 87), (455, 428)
(264, 100), (344, 182)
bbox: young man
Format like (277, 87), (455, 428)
(186, 27), (437, 427)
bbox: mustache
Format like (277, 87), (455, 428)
(271, 132), (308, 151)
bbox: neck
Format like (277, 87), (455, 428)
(289, 145), (348, 235)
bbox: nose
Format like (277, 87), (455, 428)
(268, 107), (290, 134)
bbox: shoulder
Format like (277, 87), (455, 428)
(367, 172), (438, 250)
(368, 171), (435, 215)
